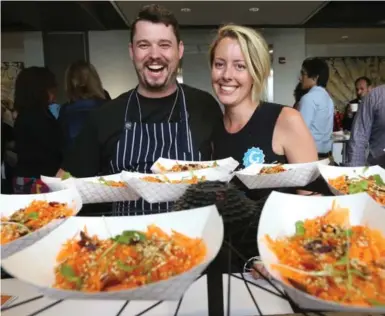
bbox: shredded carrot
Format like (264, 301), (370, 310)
(1, 201), (74, 245)
(156, 161), (218, 173)
(259, 165), (287, 175)
(53, 224), (207, 292)
(328, 175), (385, 206)
(141, 175), (206, 184)
(265, 202), (385, 307)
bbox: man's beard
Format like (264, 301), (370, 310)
(135, 66), (178, 92)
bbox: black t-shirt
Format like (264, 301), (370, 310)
(14, 109), (63, 177)
(213, 102), (289, 201)
(62, 84), (223, 177)
(213, 102), (287, 167)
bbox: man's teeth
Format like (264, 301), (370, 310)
(147, 65), (164, 71)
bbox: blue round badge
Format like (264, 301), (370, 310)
(242, 147), (265, 167)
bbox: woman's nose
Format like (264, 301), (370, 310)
(222, 66), (234, 81)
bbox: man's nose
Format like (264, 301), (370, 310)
(149, 45), (161, 59)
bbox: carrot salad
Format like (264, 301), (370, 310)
(156, 161), (218, 173)
(265, 201), (385, 307)
(141, 175), (206, 184)
(328, 174), (385, 206)
(259, 164), (287, 175)
(53, 225), (206, 292)
(97, 177), (127, 188)
(1, 201), (74, 245)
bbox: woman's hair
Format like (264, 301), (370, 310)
(209, 24), (271, 102)
(65, 60), (105, 101)
(13, 66), (56, 112)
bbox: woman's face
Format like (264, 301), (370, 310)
(211, 37), (253, 108)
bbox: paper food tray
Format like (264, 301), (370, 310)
(41, 173), (140, 204)
(1, 205), (224, 300)
(1, 187), (82, 259)
(151, 157), (239, 174)
(257, 191), (385, 313)
(319, 164), (385, 198)
(235, 161), (322, 189)
(122, 170), (234, 203)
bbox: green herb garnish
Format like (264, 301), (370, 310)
(372, 174), (385, 186)
(348, 180), (368, 194)
(61, 172), (72, 180)
(334, 255), (349, 266)
(27, 212), (39, 220)
(116, 260), (137, 272)
(367, 299), (385, 307)
(112, 230), (146, 245)
(59, 264), (82, 288)
(295, 221), (305, 236)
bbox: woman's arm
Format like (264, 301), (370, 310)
(277, 107), (318, 163)
(275, 107), (319, 195)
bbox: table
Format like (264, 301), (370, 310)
(1, 275), (294, 316)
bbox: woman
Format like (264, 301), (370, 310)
(13, 67), (63, 194)
(59, 60), (106, 150)
(211, 24), (318, 173)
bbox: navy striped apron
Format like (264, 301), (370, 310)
(110, 84), (202, 215)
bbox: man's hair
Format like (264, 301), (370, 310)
(130, 4), (180, 43)
(355, 76), (372, 87)
(302, 58), (330, 88)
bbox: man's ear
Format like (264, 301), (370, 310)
(129, 42), (133, 60)
(178, 41), (184, 60)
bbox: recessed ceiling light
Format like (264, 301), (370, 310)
(341, 35), (349, 40)
(181, 8), (191, 12)
(249, 7), (259, 12)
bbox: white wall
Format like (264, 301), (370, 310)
(267, 29), (306, 106)
(4, 29), (384, 104)
(88, 31), (137, 99)
(1, 32), (44, 66)
(23, 32), (44, 67)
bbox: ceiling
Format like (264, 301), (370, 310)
(1, 1), (385, 31)
(115, 1), (325, 26)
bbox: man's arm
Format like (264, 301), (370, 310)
(57, 113), (101, 177)
(298, 94), (316, 128)
(347, 92), (375, 166)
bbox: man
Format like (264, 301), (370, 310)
(342, 76), (372, 131)
(347, 85), (385, 166)
(298, 58), (334, 159)
(58, 4), (222, 215)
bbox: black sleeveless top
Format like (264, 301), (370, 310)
(213, 102), (291, 201)
(213, 102), (287, 166)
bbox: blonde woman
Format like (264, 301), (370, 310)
(58, 60), (107, 150)
(211, 25), (318, 170)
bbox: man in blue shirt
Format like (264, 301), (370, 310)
(298, 58), (334, 159)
